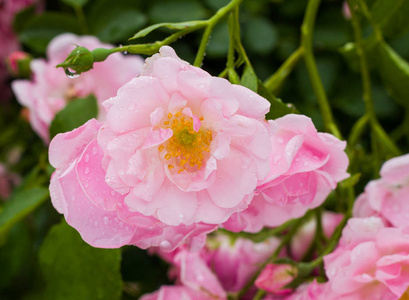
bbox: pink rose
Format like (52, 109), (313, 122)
(353, 153), (409, 229)
(290, 211), (343, 260)
(323, 217), (409, 299)
(206, 235), (281, 293)
(152, 234), (281, 296)
(140, 250), (226, 300)
(0, 0), (38, 101)
(12, 33), (144, 142)
(49, 119), (216, 250)
(224, 114), (349, 232)
(255, 263), (298, 295)
(97, 46), (271, 226)
(283, 280), (330, 300)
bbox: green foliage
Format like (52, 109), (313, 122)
(376, 42), (409, 108)
(148, 0), (207, 23)
(18, 12), (81, 53)
(60, 0), (89, 8)
(49, 95), (98, 139)
(0, 187), (49, 241)
(240, 65), (258, 92)
(130, 20), (207, 40)
(87, 0), (147, 43)
(38, 220), (122, 300)
(243, 17), (278, 55)
(371, 0), (409, 37)
(0, 223), (31, 289)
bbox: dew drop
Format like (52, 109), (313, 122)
(114, 218), (119, 223)
(94, 221), (99, 226)
(160, 240), (171, 249)
(277, 137), (284, 144)
(84, 167), (90, 175)
(125, 226), (130, 231)
(92, 147), (98, 155)
(119, 222), (124, 228)
(103, 216), (109, 225)
(110, 191), (116, 196)
(64, 67), (80, 78)
(84, 154), (89, 162)
(128, 104), (135, 111)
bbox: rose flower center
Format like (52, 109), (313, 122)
(158, 111), (212, 174)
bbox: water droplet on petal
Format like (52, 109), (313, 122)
(277, 137), (284, 144)
(110, 191), (116, 196)
(84, 154), (89, 162)
(94, 221), (99, 226)
(103, 216), (109, 225)
(92, 147), (98, 155)
(84, 167), (90, 175)
(160, 240), (171, 249)
(119, 222), (124, 228)
(128, 104), (135, 111)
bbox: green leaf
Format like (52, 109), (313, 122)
(18, 12), (81, 53)
(243, 17), (278, 55)
(371, 0), (409, 37)
(376, 42), (409, 108)
(258, 82), (297, 119)
(240, 66), (258, 92)
(87, 0), (147, 43)
(130, 20), (207, 40)
(49, 94), (98, 139)
(60, 0), (88, 8)
(38, 220), (122, 300)
(12, 4), (36, 33)
(0, 187), (49, 240)
(339, 173), (361, 188)
(148, 0), (207, 23)
(0, 222), (31, 289)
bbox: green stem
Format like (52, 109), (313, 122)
(264, 47), (304, 94)
(194, 0), (243, 67)
(301, 0), (341, 138)
(235, 216), (306, 299)
(347, 0), (400, 170)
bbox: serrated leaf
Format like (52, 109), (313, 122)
(60, 0), (88, 7)
(258, 82), (297, 119)
(0, 187), (49, 239)
(49, 94), (98, 139)
(130, 20), (206, 40)
(18, 12), (81, 53)
(240, 66), (258, 92)
(376, 42), (409, 108)
(38, 220), (122, 300)
(371, 0), (409, 37)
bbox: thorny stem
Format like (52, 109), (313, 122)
(301, 0), (341, 139)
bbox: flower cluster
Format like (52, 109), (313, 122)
(48, 46), (349, 254)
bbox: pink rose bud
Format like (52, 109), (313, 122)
(255, 263), (298, 294)
(6, 50), (31, 77)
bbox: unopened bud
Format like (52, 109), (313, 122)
(56, 46), (94, 77)
(7, 51), (32, 78)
